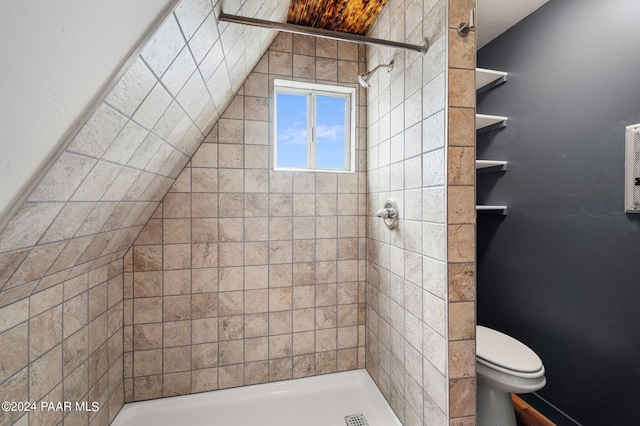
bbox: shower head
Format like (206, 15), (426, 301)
(357, 60), (395, 88)
(358, 74), (371, 88)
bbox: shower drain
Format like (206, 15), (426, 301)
(345, 414), (369, 426)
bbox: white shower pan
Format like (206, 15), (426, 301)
(112, 369), (401, 426)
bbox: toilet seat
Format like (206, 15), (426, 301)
(476, 325), (545, 378)
(477, 356), (545, 379)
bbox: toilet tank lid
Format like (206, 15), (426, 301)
(476, 325), (543, 373)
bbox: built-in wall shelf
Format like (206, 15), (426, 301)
(476, 68), (508, 94)
(477, 114), (508, 133)
(476, 205), (508, 216)
(476, 68), (509, 217)
(476, 160), (507, 173)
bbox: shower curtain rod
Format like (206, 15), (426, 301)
(218, 11), (429, 54)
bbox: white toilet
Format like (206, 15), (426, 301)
(476, 325), (546, 426)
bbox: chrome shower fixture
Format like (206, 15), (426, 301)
(357, 60), (394, 88)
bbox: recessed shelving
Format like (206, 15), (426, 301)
(476, 68), (509, 216)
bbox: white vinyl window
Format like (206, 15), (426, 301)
(274, 80), (355, 172)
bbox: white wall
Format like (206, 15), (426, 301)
(0, 0), (174, 221)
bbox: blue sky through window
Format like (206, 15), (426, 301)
(276, 93), (307, 168)
(276, 91), (347, 170)
(316, 95), (346, 169)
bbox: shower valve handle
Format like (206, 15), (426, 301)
(376, 208), (397, 219)
(376, 199), (399, 230)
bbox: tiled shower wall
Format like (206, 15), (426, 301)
(0, 0), (287, 424)
(365, 0), (448, 423)
(0, 260), (124, 425)
(125, 32), (368, 401)
(365, 0), (476, 425)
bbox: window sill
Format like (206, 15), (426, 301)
(273, 167), (356, 174)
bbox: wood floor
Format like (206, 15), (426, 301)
(512, 394), (556, 426)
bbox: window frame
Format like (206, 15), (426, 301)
(273, 79), (356, 173)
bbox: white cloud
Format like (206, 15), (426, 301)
(316, 124), (344, 143)
(278, 124), (307, 146)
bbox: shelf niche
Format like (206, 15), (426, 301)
(476, 68), (509, 216)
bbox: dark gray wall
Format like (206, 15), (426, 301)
(477, 1), (640, 424)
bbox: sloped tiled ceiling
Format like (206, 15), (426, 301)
(287, 0), (388, 35)
(0, 0), (390, 308)
(0, 0), (288, 306)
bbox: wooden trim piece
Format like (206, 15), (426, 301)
(512, 394), (556, 426)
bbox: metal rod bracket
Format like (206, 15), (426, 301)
(458, 9), (476, 37)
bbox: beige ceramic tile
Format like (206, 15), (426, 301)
(449, 108), (476, 146)
(269, 51), (293, 76)
(0, 251), (29, 290)
(191, 365), (219, 393)
(27, 154), (97, 204)
(68, 105), (128, 158)
(447, 147), (475, 186)
(293, 54), (316, 79)
(130, 271), (161, 298)
(316, 38), (338, 58)
(162, 193), (191, 218)
(269, 357), (293, 382)
(163, 244), (191, 270)
(447, 185), (475, 225)
(315, 350), (337, 374)
(448, 69), (475, 108)
(133, 323), (163, 350)
(449, 339), (475, 379)
(218, 364), (244, 389)
(4, 242), (64, 289)
(447, 224), (475, 263)
(133, 375), (162, 401)
(448, 263), (475, 302)
(163, 346), (191, 373)
(184, 319), (213, 349)
(245, 97), (269, 122)
(449, 377), (476, 418)
(162, 370), (191, 397)
(29, 284), (63, 317)
(217, 268), (242, 292)
(190, 292), (217, 320)
(29, 344), (62, 401)
(132, 297), (162, 324)
(191, 341), (218, 370)
(449, 301), (475, 341)
(133, 246), (162, 271)
(0, 323), (28, 383)
(30, 306), (63, 360)
(270, 32), (292, 52)
(292, 34), (315, 55)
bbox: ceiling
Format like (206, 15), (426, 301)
(476, 0), (551, 49)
